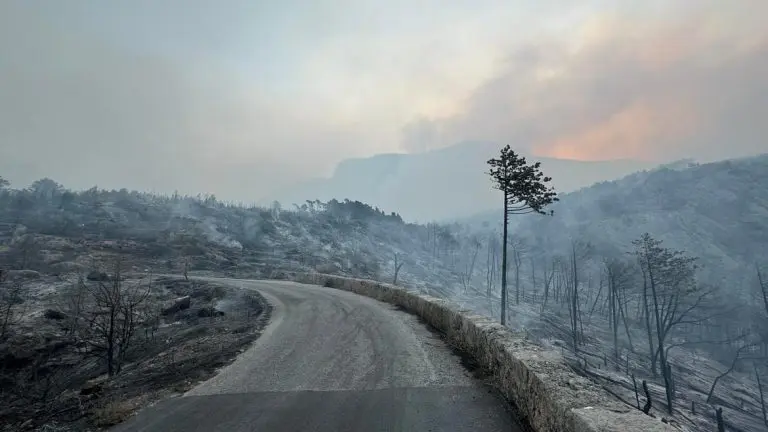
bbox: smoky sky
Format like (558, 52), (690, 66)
(1, 1), (766, 202)
(403, 1), (768, 162)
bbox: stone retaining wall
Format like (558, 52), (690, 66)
(270, 271), (679, 432)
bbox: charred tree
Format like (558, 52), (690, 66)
(632, 233), (707, 414)
(392, 252), (405, 285)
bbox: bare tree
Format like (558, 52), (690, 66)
(642, 379), (653, 414)
(553, 256), (566, 305)
(638, 259), (658, 377)
(80, 260), (152, 376)
(459, 235), (481, 293)
(0, 269), (28, 339)
(605, 258), (635, 364)
(587, 272), (602, 320)
(564, 240), (591, 351)
(568, 244), (580, 351)
(485, 231), (500, 297)
(632, 233), (708, 414)
(508, 236), (526, 305)
(183, 257), (190, 281)
(487, 145), (558, 325)
(756, 364), (767, 427)
(540, 257), (556, 313)
(61, 274), (88, 339)
(392, 252), (405, 285)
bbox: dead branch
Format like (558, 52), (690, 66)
(707, 342), (761, 404)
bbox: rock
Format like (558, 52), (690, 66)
(80, 379), (104, 396)
(315, 263), (341, 274)
(44, 309), (67, 320)
(7, 269), (41, 280)
(197, 307), (225, 318)
(162, 296), (191, 316)
(0, 336), (41, 369)
(49, 261), (86, 275)
(86, 270), (110, 282)
(190, 286), (212, 300)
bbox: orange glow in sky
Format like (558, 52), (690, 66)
(532, 100), (699, 161)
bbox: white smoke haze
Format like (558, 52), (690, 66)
(1, 0), (766, 209)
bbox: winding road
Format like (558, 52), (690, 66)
(113, 279), (525, 431)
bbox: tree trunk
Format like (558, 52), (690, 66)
(541, 261), (554, 314)
(107, 305), (116, 376)
(642, 380), (652, 414)
(514, 249), (521, 305)
(393, 253), (404, 285)
(486, 236), (498, 298)
(647, 261), (672, 413)
(0, 301), (12, 338)
(589, 276), (604, 318)
(570, 244), (580, 350)
(642, 273), (657, 377)
(665, 363), (675, 407)
(632, 374), (640, 409)
(500, 192), (509, 326)
(464, 243), (479, 292)
(617, 288), (635, 352)
(608, 271), (619, 364)
(715, 407), (725, 432)
(756, 364), (767, 427)
(758, 266), (768, 316)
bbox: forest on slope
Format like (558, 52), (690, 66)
(454, 154), (768, 431)
(0, 178), (465, 292)
(1, 154), (767, 431)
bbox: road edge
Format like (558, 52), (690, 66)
(268, 271), (679, 432)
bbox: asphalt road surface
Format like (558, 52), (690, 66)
(113, 279), (526, 432)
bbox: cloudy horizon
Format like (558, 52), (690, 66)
(1, 0), (767, 201)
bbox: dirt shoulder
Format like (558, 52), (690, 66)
(0, 275), (272, 431)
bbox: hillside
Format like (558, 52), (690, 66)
(452, 154), (768, 431)
(271, 141), (656, 222)
(0, 183), (471, 430)
(468, 154), (768, 290)
(0, 186), (463, 295)
(2, 155), (768, 430)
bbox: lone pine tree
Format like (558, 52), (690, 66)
(487, 145), (558, 325)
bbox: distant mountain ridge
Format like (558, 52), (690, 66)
(270, 141), (658, 222)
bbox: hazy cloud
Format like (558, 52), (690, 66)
(422, 2), (768, 161)
(400, 117), (444, 154)
(0, 1), (355, 199)
(1, 1), (766, 204)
